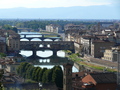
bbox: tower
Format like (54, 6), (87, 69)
(117, 50), (120, 89)
(63, 63), (73, 90)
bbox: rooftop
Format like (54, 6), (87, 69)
(89, 72), (117, 84)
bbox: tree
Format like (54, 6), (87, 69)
(38, 68), (47, 82)
(46, 69), (53, 83)
(17, 62), (30, 78)
(25, 64), (34, 79)
(42, 69), (53, 83)
(32, 67), (40, 81)
(26, 66), (34, 79)
(34, 67), (42, 81)
(2, 25), (12, 30)
(42, 69), (49, 83)
(12, 27), (18, 33)
(52, 66), (63, 88)
(0, 53), (6, 58)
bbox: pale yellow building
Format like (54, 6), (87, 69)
(102, 49), (113, 61)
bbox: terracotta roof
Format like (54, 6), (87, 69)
(90, 73), (117, 84)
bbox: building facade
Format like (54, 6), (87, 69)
(46, 24), (62, 33)
(91, 40), (115, 58)
(102, 49), (113, 61)
(6, 30), (20, 52)
(0, 42), (6, 53)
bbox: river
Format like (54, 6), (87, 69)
(19, 32), (78, 72)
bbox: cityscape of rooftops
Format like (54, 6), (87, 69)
(0, 0), (120, 90)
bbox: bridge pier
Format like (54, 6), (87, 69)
(53, 50), (57, 56)
(31, 49), (37, 58)
(42, 35), (44, 38)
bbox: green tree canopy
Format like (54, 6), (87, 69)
(0, 53), (6, 58)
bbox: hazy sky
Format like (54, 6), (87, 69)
(0, 0), (119, 9)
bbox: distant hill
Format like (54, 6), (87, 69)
(0, 5), (119, 19)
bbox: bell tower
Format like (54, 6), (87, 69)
(63, 63), (73, 90)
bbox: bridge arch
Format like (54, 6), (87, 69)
(54, 39), (61, 41)
(57, 50), (65, 57)
(43, 39), (53, 41)
(19, 50), (32, 57)
(39, 44), (43, 47)
(39, 59), (50, 63)
(37, 50), (53, 58)
(20, 38), (29, 41)
(31, 38), (42, 41)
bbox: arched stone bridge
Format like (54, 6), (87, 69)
(20, 41), (75, 57)
(20, 41), (74, 51)
(20, 33), (61, 41)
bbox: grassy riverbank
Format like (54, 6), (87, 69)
(65, 51), (117, 72)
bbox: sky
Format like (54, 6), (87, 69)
(0, 0), (120, 9)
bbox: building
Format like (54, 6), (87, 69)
(6, 30), (20, 52)
(46, 24), (62, 33)
(5, 64), (19, 74)
(91, 40), (115, 58)
(0, 42), (6, 53)
(112, 46), (120, 62)
(97, 22), (114, 31)
(0, 30), (7, 53)
(0, 57), (17, 73)
(74, 43), (82, 53)
(64, 24), (86, 31)
(80, 35), (95, 55)
(72, 72), (89, 90)
(82, 73), (117, 90)
(101, 46), (120, 62)
(102, 49), (113, 61)
(101, 29), (114, 35)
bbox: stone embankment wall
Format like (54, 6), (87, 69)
(74, 62), (103, 72)
(74, 62), (85, 72)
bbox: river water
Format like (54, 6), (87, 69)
(19, 32), (78, 72)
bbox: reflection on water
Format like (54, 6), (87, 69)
(39, 59), (50, 63)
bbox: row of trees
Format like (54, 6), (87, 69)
(0, 19), (97, 30)
(15, 20), (94, 30)
(17, 62), (63, 88)
(1, 24), (18, 33)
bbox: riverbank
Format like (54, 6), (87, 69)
(66, 52), (117, 72)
